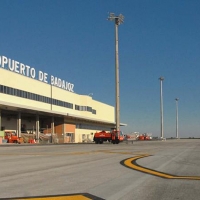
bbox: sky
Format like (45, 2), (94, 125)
(0, 0), (200, 138)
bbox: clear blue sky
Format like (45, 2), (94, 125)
(1, 0), (200, 138)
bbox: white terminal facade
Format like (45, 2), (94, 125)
(0, 55), (118, 143)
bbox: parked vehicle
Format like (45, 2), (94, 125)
(138, 133), (152, 141)
(5, 131), (21, 144)
(93, 130), (124, 144)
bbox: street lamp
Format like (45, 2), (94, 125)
(159, 77), (164, 138)
(108, 12), (124, 132)
(175, 98), (179, 139)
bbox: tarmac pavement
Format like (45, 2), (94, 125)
(0, 139), (200, 200)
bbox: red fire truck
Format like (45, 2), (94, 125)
(93, 130), (124, 144)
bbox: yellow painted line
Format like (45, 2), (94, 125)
(0, 150), (148, 156)
(17, 195), (90, 200)
(6, 193), (104, 200)
(123, 155), (200, 180)
(0, 152), (98, 156)
(95, 150), (151, 155)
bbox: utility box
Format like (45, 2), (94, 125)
(0, 131), (4, 139)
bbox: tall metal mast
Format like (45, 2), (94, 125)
(159, 77), (164, 138)
(175, 98), (179, 138)
(108, 13), (124, 131)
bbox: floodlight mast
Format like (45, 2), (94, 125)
(175, 98), (179, 139)
(159, 77), (164, 138)
(108, 13), (124, 132)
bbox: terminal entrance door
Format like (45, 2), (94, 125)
(64, 132), (74, 143)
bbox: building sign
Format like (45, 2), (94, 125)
(0, 55), (74, 92)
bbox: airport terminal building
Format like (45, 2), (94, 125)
(0, 55), (116, 143)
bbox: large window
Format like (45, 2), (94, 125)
(0, 84), (73, 109)
(75, 104), (96, 115)
(0, 84), (95, 113)
(76, 123), (110, 130)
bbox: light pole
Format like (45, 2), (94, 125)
(108, 13), (124, 132)
(175, 98), (179, 138)
(159, 77), (164, 138)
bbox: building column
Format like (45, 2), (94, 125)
(0, 110), (1, 131)
(17, 112), (21, 137)
(36, 114), (40, 142)
(51, 116), (54, 143)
